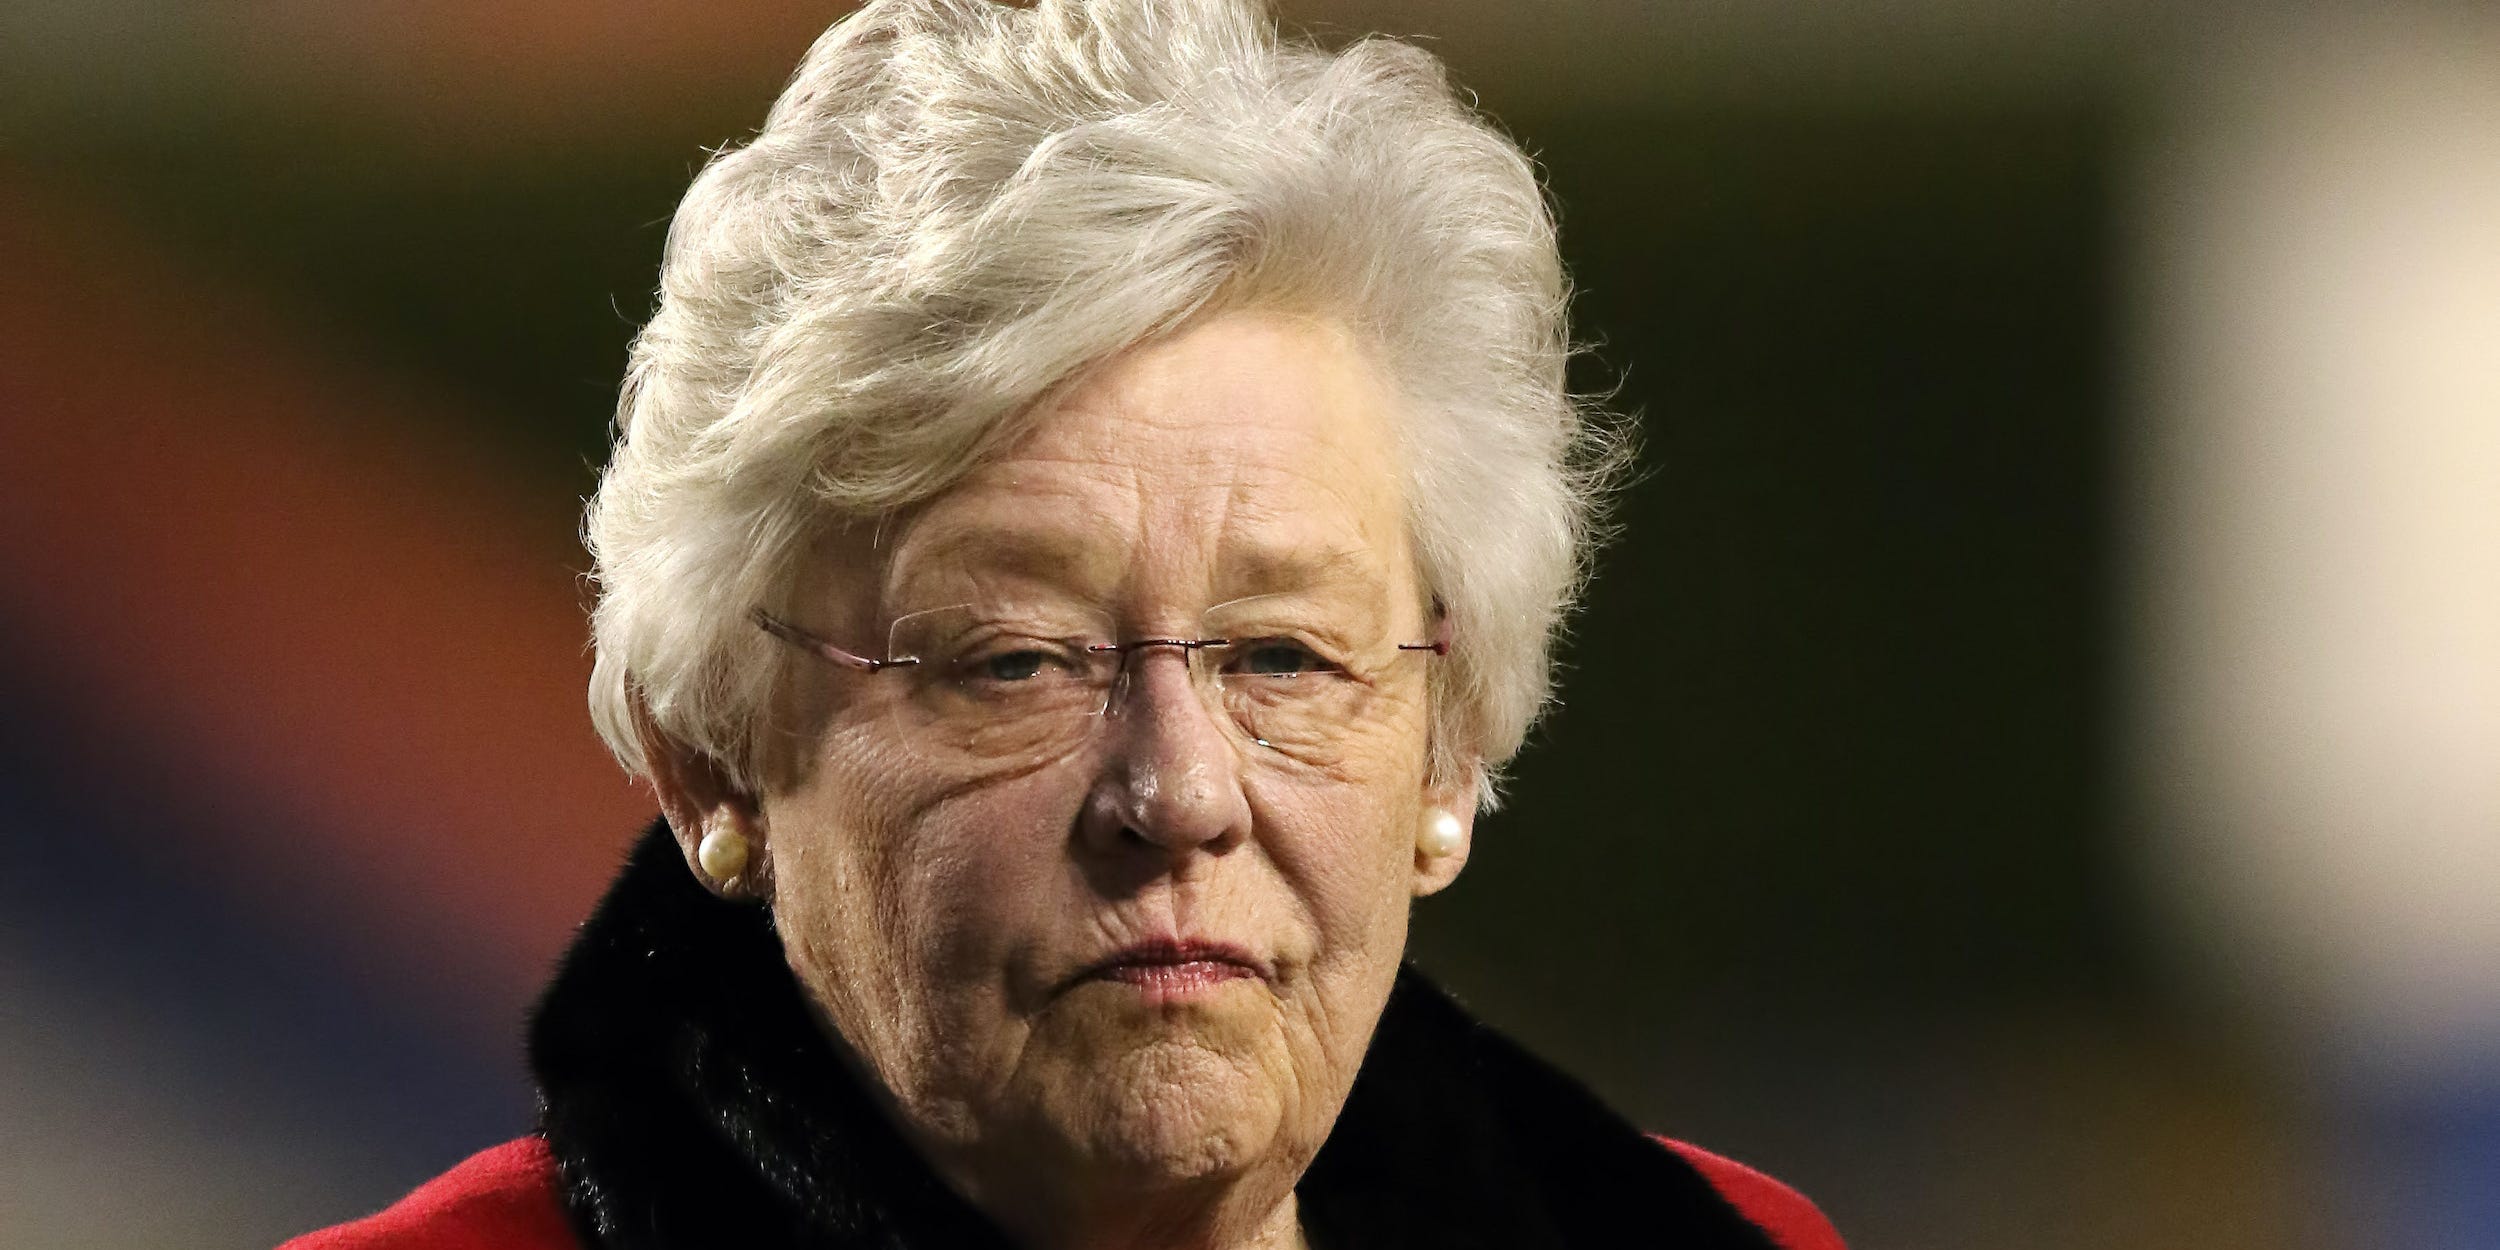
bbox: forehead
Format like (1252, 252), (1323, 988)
(885, 310), (1413, 609)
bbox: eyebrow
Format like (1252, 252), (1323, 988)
(886, 522), (1124, 603)
(888, 522), (1388, 606)
(1218, 542), (1382, 601)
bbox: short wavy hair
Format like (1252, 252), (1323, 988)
(585, 0), (1622, 805)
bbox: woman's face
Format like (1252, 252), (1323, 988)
(753, 309), (1468, 1230)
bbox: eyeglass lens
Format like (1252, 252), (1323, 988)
(874, 595), (1430, 776)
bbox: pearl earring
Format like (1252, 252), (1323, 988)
(1419, 808), (1465, 859)
(698, 826), (751, 887)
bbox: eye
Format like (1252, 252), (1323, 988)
(973, 648), (1052, 682)
(1231, 638), (1336, 677)
(935, 632), (1081, 687)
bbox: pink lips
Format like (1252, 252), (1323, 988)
(1077, 939), (1268, 1003)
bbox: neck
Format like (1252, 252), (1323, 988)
(930, 1137), (1312, 1250)
(1019, 1186), (1306, 1250)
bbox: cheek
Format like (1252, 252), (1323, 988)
(1252, 773), (1421, 961)
(1285, 703), (1432, 900)
(893, 783), (1081, 1000)
(772, 730), (1080, 1024)
(1247, 680), (1433, 924)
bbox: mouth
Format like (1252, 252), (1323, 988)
(1067, 939), (1271, 1003)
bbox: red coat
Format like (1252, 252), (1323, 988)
(284, 1134), (1842, 1250)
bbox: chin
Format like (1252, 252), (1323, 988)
(1022, 998), (1296, 1184)
(1070, 1040), (1285, 1181)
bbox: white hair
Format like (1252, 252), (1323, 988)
(585, 0), (1623, 806)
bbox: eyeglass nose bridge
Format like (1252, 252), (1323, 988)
(1084, 636), (1229, 720)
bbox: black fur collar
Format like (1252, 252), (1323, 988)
(529, 821), (1779, 1250)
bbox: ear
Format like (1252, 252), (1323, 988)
(635, 697), (769, 900)
(1411, 773), (1479, 898)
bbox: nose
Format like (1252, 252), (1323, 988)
(1078, 644), (1252, 859)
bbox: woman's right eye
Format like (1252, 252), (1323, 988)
(978, 650), (1050, 682)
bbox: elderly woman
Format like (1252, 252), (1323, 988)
(287, 2), (1839, 1248)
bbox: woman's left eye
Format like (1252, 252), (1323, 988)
(1233, 639), (1334, 677)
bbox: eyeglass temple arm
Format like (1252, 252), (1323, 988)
(752, 609), (919, 672)
(1397, 602), (1453, 655)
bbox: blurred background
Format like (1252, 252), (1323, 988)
(3, 2), (2494, 1246)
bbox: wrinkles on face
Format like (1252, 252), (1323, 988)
(760, 310), (1436, 1248)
